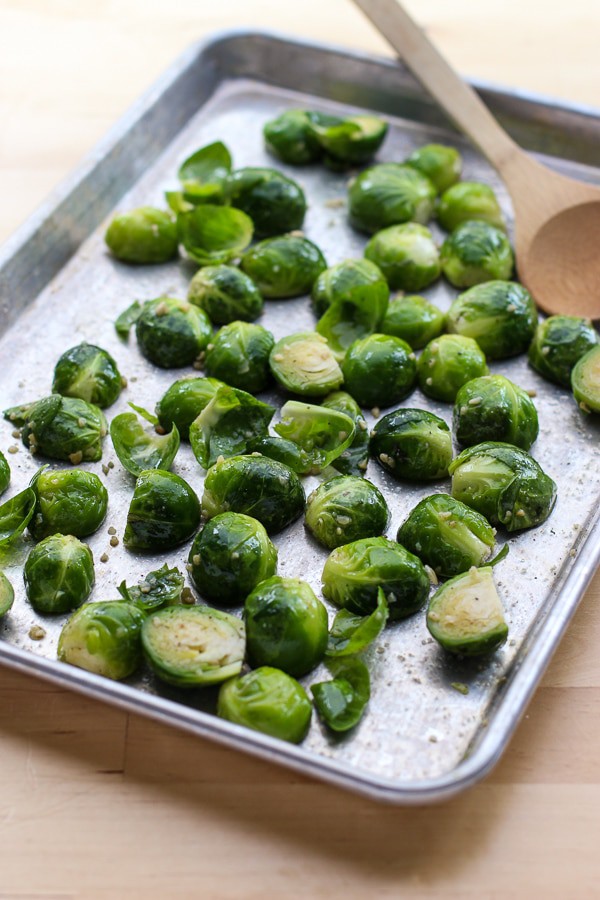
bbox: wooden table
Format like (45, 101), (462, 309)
(1, 2), (599, 895)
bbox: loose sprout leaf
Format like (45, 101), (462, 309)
(0, 450), (10, 497)
(311, 656), (371, 731)
(189, 386), (275, 469)
(110, 410), (180, 477)
(326, 588), (389, 657)
(316, 283), (389, 360)
(322, 391), (370, 477)
(117, 564), (185, 612)
(3, 401), (38, 428)
(310, 115), (388, 166)
(247, 435), (314, 476)
(274, 401), (355, 473)
(487, 542), (509, 567)
(115, 301), (143, 339)
(128, 402), (158, 426)
(178, 204), (253, 266)
(0, 571), (15, 617)
(165, 191), (194, 215)
(0, 487), (37, 548)
(178, 141), (232, 204)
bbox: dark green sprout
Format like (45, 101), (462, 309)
(0, 486), (36, 548)
(322, 391), (369, 477)
(105, 207), (178, 264)
(23, 533), (94, 614)
(204, 321), (275, 393)
(228, 167), (306, 237)
(380, 294), (445, 350)
(370, 408), (453, 481)
(311, 656), (370, 732)
(311, 258), (389, 319)
(528, 315), (598, 387)
(0, 572), (14, 618)
(326, 588), (389, 657)
(29, 468), (108, 540)
(187, 264), (264, 325)
(58, 600), (146, 680)
(5, 395), (107, 463)
(453, 374), (539, 450)
(135, 297), (212, 369)
(417, 334), (488, 402)
(446, 281), (537, 359)
(405, 143), (462, 193)
(0, 450), (10, 496)
(177, 140), (232, 205)
(572, 346), (600, 414)
(269, 332), (343, 397)
(309, 114), (388, 166)
(341, 334), (417, 408)
(218, 666), (312, 744)
(117, 564), (185, 613)
(52, 343), (123, 408)
(189, 385), (274, 468)
(155, 376), (223, 440)
(315, 265), (389, 360)
(437, 182), (506, 232)
(274, 400), (355, 474)
(246, 436), (313, 476)
(364, 223), (441, 291)
(263, 109), (331, 165)
(348, 163), (436, 235)
(440, 220), (514, 287)
(240, 235), (327, 299)
(110, 407), (180, 476)
(305, 475), (389, 549)
(427, 566), (508, 656)
(124, 469), (201, 552)
(177, 204), (253, 266)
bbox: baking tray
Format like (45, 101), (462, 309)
(0, 30), (599, 805)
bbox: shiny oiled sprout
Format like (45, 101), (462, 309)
(315, 267), (389, 360)
(269, 332), (343, 398)
(440, 220), (514, 288)
(263, 109), (331, 165)
(23, 533), (94, 614)
(0, 572), (14, 618)
(305, 475), (389, 550)
(247, 435), (313, 476)
(321, 391), (369, 477)
(124, 469), (201, 552)
(572, 345), (600, 414)
(404, 143), (462, 194)
(528, 315), (598, 387)
(274, 400), (355, 474)
(177, 140), (232, 205)
(189, 385), (274, 469)
(177, 204), (253, 266)
(187, 264), (264, 325)
(341, 334), (417, 408)
(117, 564), (184, 613)
(364, 223), (441, 291)
(380, 294), (445, 350)
(0, 486), (36, 548)
(52, 343), (123, 409)
(311, 258), (389, 319)
(427, 566), (508, 656)
(417, 334), (488, 403)
(240, 235), (327, 299)
(58, 600), (146, 680)
(326, 588), (389, 657)
(311, 656), (370, 732)
(446, 281), (537, 360)
(449, 441), (557, 532)
(105, 207), (178, 264)
(228, 167), (306, 237)
(155, 376), (223, 440)
(6, 394), (107, 463)
(348, 163), (436, 234)
(204, 321), (275, 393)
(29, 468), (108, 540)
(370, 408), (453, 481)
(110, 408), (180, 477)
(218, 666), (312, 744)
(135, 297), (212, 369)
(453, 375), (539, 450)
(244, 576), (328, 677)
(437, 182), (506, 232)
(309, 114), (388, 166)
(0, 450), (10, 496)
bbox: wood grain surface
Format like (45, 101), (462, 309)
(1, 2), (599, 896)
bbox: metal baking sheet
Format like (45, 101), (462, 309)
(0, 30), (599, 804)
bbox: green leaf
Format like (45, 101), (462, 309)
(115, 301), (143, 339)
(110, 411), (180, 477)
(128, 402), (158, 426)
(165, 191), (194, 215)
(274, 400), (355, 474)
(189, 385), (274, 469)
(0, 487), (37, 548)
(178, 141), (232, 197)
(178, 205), (253, 266)
(117, 563), (185, 612)
(326, 588), (388, 657)
(311, 657), (370, 732)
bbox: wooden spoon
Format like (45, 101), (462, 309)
(352, 0), (600, 318)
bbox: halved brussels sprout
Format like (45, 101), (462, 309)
(0, 572), (14, 617)
(218, 666), (312, 743)
(177, 140), (232, 205)
(449, 441), (557, 532)
(364, 223), (440, 291)
(263, 109), (328, 165)
(311, 656), (370, 732)
(105, 207), (178, 264)
(6, 394), (107, 463)
(187, 264), (263, 324)
(322, 536), (430, 621)
(437, 182), (506, 232)
(29, 468), (108, 540)
(315, 265), (389, 360)
(269, 332), (343, 397)
(23, 533), (94, 614)
(446, 281), (537, 359)
(124, 469), (201, 552)
(370, 408), (453, 481)
(117, 564), (184, 613)
(341, 334), (417, 408)
(52, 343), (123, 408)
(246, 436), (313, 475)
(311, 258), (389, 319)
(155, 376), (223, 439)
(417, 334), (488, 402)
(177, 204), (253, 266)
(0, 450), (10, 496)
(228, 167), (306, 237)
(381, 294), (445, 350)
(348, 163), (436, 235)
(58, 600), (145, 680)
(528, 315), (598, 387)
(201, 455), (305, 534)
(305, 475), (389, 549)
(309, 114), (388, 166)
(135, 297), (212, 369)
(326, 588), (389, 657)
(0, 486), (36, 547)
(204, 321), (275, 393)
(572, 345), (600, 414)
(189, 386), (274, 468)
(274, 400), (355, 474)
(427, 566), (508, 656)
(110, 407), (180, 476)
(244, 576), (328, 677)
(240, 235), (327, 299)
(405, 143), (462, 193)
(322, 391), (370, 476)
(188, 511), (277, 606)
(440, 220), (514, 287)
(453, 374), (539, 449)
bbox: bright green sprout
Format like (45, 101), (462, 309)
(269, 332), (343, 398)
(187, 264), (264, 325)
(417, 334), (488, 402)
(348, 163), (436, 234)
(341, 333), (417, 408)
(380, 294), (445, 350)
(440, 220), (514, 287)
(218, 667), (312, 744)
(28, 468), (108, 541)
(405, 143), (462, 194)
(58, 601), (146, 680)
(204, 321), (275, 393)
(453, 374), (539, 450)
(364, 222), (441, 291)
(571, 345), (600, 414)
(370, 408), (453, 481)
(24, 533), (94, 614)
(177, 204), (253, 266)
(177, 140), (232, 205)
(305, 475), (389, 549)
(437, 182), (506, 232)
(52, 343), (123, 408)
(446, 281), (537, 359)
(105, 207), (178, 264)
(0, 572), (14, 618)
(311, 258), (389, 319)
(240, 235), (327, 299)
(427, 566), (509, 656)
(528, 315), (598, 387)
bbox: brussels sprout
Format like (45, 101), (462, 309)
(124, 470), (201, 552)
(528, 315), (598, 387)
(341, 334), (417, 408)
(311, 657), (370, 732)
(417, 334), (488, 402)
(446, 281), (537, 360)
(305, 475), (389, 549)
(189, 386), (274, 468)
(311, 258), (389, 319)
(405, 143), (462, 194)
(322, 536), (429, 621)
(23, 533), (94, 614)
(218, 666), (312, 743)
(105, 207), (178, 264)
(309, 114), (388, 166)
(449, 441), (557, 532)
(321, 391), (370, 476)
(29, 468), (108, 540)
(240, 235), (327, 299)
(52, 343), (123, 408)
(572, 345), (600, 414)
(364, 223), (441, 291)
(135, 297), (212, 369)
(427, 566), (508, 656)
(6, 395), (107, 463)
(326, 588), (388, 657)
(263, 109), (327, 165)
(58, 600), (146, 680)
(0, 450), (10, 496)
(204, 321), (275, 393)
(269, 332), (343, 397)
(247, 436), (313, 476)
(228, 167), (306, 237)
(380, 295), (445, 350)
(0, 572), (14, 617)
(177, 141), (232, 205)
(117, 564), (185, 613)
(177, 204), (253, 266)
(315, 265), (389, 360)
(187, 264), (263, 325)
(274, 400), (355, 474)
(348, 163), (436, 235)
(201, 455), (305, 534)
(440, 220), (514, 288)
(437, 182), (506, 232)
(370, 408), (453, 481)
(0, 486), (36, 548)
(155, 376), (223, 439)
(188, 512), (277, 606)
(244, 576), (328, 677)
(453, 375), (539, 449)
(110, 408), (180, 476)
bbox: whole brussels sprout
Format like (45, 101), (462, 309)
(311, 258), (389, 319)
(364, 223), (440, 291)
(218, 666), (312, 744)
(124, 469), (201, 551)
(370, 408), (453, 480)
(449, 441), (557, 532)
(29, 468), (108, 540)
(204, 321), (275, 393)
(263, 109), (328, 165)
(381, 294), (445, 350)
(189, 386), (274, 468)
(437, 182), (506, 232)
(397, 493), (496, 578)
(528, 315), (598, 387)
(274, 401), (355, 474)
(311, 656), (370, 732)
(269, 332), (343, 398)
(6, 394), (107, 463)
(240, 235), (327, 299)
(453, 374), (539, 449)
(52, 343), (123, 408)
(309, 114), (388, 166)
(105, 206), (178, 264)
(446, 281), (537, 360)
(202, 455), (305, 534)
(348, 163), (436, 235)
(244, 576), (328, 677)
(0, 450), (10, 496)
(440, 220), (514, 288)
(341, 334), (417, 408)
(427, 566), (508, 656)
(23, 533), (94, 614)
(572, 345), (600, 414)
(322, 391), (369, 476)
(322, 536), (429, 621)
(58, 600), (145, 680)
(177, 204), (253, 266)
(405, 143), (462, 193)
(0, 571), (14, 617)
(187, 265), (263, 325)
(135, 297), (212, 369)
(155, 376), (223, 439)
(417, 334), (488, 402)
(228, 167), (306, 237)
(305, 475), (389, 549)
(188, 512), (277, 606)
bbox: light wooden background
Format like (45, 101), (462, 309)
(1, 2), (599, 897)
